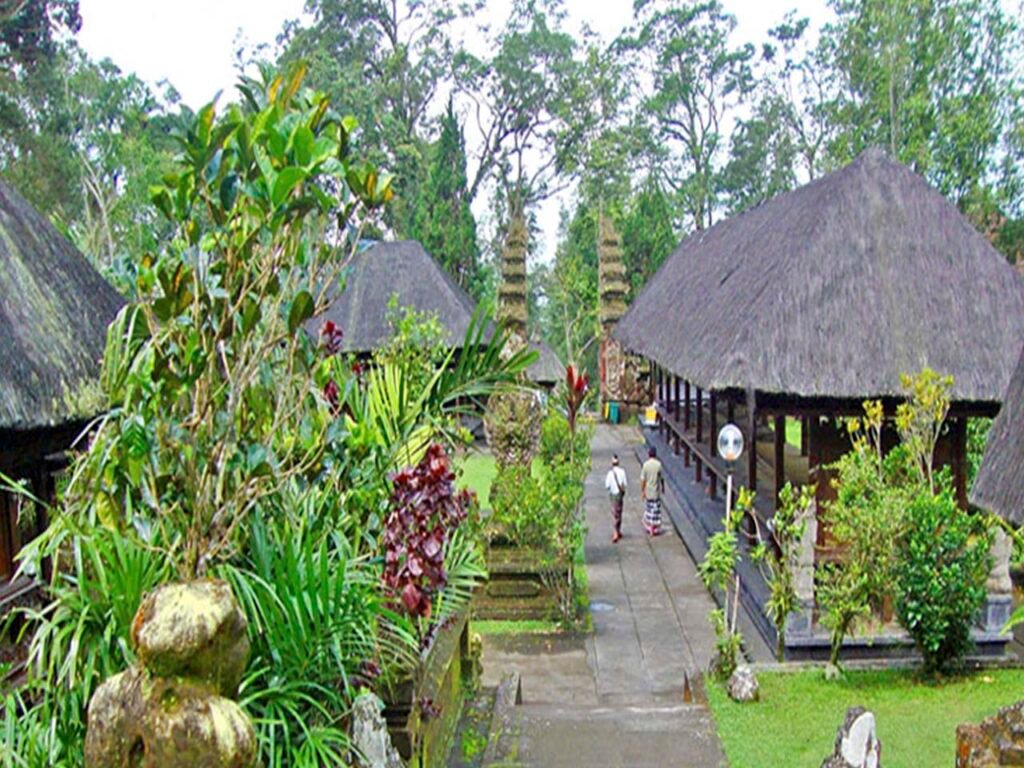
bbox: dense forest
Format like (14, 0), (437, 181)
(3, 0), (1023, 377)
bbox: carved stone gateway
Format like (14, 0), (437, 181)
(85, 580), (258, 768)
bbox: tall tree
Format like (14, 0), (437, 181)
(453, 0), (595, 214)
(822, 0), (1020, 204)
(719, 94), (799, 215)
(619, 175), (677, 298)
(620, 0), (754, 230)
(279, 0), (472, 234)
(409, 99), (482, 296)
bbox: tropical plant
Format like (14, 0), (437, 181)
(894, 482), (991, 675)
(699, 486), (750, 679)
(749, 482), (815, 662)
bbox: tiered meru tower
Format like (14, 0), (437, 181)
(497, 213), (529, 348)
(598, 215), (650, 412)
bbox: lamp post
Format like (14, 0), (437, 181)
(717, 423), (744, 525)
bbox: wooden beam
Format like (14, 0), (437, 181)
(800, 416), (809, 457)
(673, 376), (681, 420)
(774, 414), (786, 511)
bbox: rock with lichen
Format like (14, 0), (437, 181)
(85, 579), (257, 768)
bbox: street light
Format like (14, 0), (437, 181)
(717, 424), (744, 524)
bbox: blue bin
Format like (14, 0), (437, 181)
(608, 402), (620, 424)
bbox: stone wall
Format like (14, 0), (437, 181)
(957, 700), (1024, 766)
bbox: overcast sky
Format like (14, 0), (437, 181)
(77, 0), (834, 261)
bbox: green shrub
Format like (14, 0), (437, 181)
(894, 485), (991, 675)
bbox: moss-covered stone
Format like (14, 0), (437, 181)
(132, 580), (249, 697)
(84, 666), (257, 768)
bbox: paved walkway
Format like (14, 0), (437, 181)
(481, 424), (727, 767)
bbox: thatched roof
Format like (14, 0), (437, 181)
(0, 181), (124, 432)
(314, 240), (482, 354)
(527, 340), (566, 386)
(614, 148), (1024, 403)
(971, 345), (1024, 522)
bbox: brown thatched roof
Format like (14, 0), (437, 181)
(0, 181), (124, 432)
(527, 340), (566, 386)
(971, 345), (1024, 522)
(615, 148), (1024, 403)
(314, 240), (481, 354)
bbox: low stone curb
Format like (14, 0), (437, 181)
(481, 671), (523, 767)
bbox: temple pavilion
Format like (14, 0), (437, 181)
(0, 181), (124, 605)
(312, 239), (564, 387)
(615, 148), (1024, 659)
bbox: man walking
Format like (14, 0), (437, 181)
(640, 446), (665, 536)
(604, 454), (628, 543)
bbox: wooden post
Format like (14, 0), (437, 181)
(673, 376), (681, 421)
(747, 395), (758, 495)
(800, 416), (810, 457)
(695, 387), (704, 483)
(709, 392), (718, 454)
(952, 416), (968, 509)
(683, 381), (691, 431)
(708, 391), (718, 499)
(774, 414), (786, 511)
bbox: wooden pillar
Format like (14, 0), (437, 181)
(673, 376), (681, 420)
(708, 391), (718, 498)
(800, 416), (810, 457)
(709, 392), (718, 453)
(695, 386), (704, 483)
(952, 416), (968, 509)
(683, 381), (691, 431)
(747, 395), (758, 495)
(774, 414), (786, 511)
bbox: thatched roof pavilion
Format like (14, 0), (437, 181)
(313, 239), (561, 387)
(0, 180), (124, 592)
(315, 240), (480, 354)
(617, 148), (1024, 404)
(617, 147), (1024, 508)
(615, 149), (1024, 659)
(971, 346), (1024, 524)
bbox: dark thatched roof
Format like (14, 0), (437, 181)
(315, 240), (481, 354)
(0, 181), (124, 432)
(527, 340), (566, 386)
(971, 345), (1024, 522)
(615, 148), (1024, 403)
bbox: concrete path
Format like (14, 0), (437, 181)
(481, 424), (727, 767)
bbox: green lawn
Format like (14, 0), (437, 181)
(458, 452), (499, 506)
(707, 668), (1024, 768)
(769, 418), (803, 450)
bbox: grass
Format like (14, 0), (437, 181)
(706, 667), (1024, 768)
(769, 418), (803, 450)
(473, 619), (563, 635)
(459, 452), (499, 507)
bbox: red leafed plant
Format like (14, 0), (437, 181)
(382, 444), (471, 618)
(565, 364), (590, 438)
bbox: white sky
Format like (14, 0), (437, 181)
(78, 0), (835, 260)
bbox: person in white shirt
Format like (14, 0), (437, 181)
(604, 454), (628, 543)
